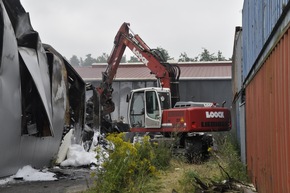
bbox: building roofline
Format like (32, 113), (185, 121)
(91, 61), (232, 67)
(180, 77), (231, 80)
(83, 77), (231, 82)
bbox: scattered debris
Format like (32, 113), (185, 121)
(0, 165), (57, 186)
(192, 163), (257, 192)
(59, 130), (110, 168)
(60, 144), (98, 167)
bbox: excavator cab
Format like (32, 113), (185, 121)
(127, 87), (171, 129)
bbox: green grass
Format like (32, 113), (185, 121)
(84, 132), (249, 193)
(176, 133), (249, 192)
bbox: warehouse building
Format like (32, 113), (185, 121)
(74, 61), (232, 122)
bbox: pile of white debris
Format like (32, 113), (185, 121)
(0, 128), (110, 185)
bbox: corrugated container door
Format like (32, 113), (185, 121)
(246, 27), (290, 193)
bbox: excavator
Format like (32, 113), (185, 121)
(92, 22), (231, 161)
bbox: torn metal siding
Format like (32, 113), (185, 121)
(0, 0), (86, 177)
(0, 0), (22, 177)
(19, 47), (54, 136)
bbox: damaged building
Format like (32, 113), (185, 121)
(0, 0), (86, 177)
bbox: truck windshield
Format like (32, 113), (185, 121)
(158, 92), (171, 109)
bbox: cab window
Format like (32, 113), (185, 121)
(146, 91), (159, 119)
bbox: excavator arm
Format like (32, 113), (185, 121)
(97, 22), (180, 118)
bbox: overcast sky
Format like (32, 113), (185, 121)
(20, 0), (243, 61)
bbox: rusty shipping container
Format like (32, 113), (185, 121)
(246, 26), (290, 192)
(241, 0), (290, 191)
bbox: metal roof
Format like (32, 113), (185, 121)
(74, 61), (232, 81)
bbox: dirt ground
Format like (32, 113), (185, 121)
(0, 161), (256, 193)
(0, 168), (94, 193)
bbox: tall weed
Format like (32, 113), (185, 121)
(178, 133), (249, 192)
(214, 133), (249, 182)
(93, 133), (171, 193)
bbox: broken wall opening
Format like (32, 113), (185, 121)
(19, 56), (52, 137)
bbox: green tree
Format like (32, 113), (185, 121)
(217, 50), (227, 61)
(128, 55), (139, 63)
(69, 55), (80, 67)
(156, 47), (173, 61)
(96, 53), (109, 63)
(199, 48), (217, 61)
(96, 53), (126, 63)
(83, 54), (97, 66)
(178, 49), (228, 62)
(178, 52), (196, 62)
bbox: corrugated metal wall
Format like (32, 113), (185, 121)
(232, 27), (247, 163)
(89, 79), (232, 122)
(240, 0), (290, 191)
(246, 26), (290, 192)
(242, 0), (290, 78)
(179, 80), (232, 107)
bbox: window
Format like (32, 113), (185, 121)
(146, 91), (160, 119)
(158, 92), (171, 109)
(129, 92), (145, 127)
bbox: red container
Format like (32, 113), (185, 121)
(246, 27), (290, 192)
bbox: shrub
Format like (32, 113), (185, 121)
(93, 133), (172, 193)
